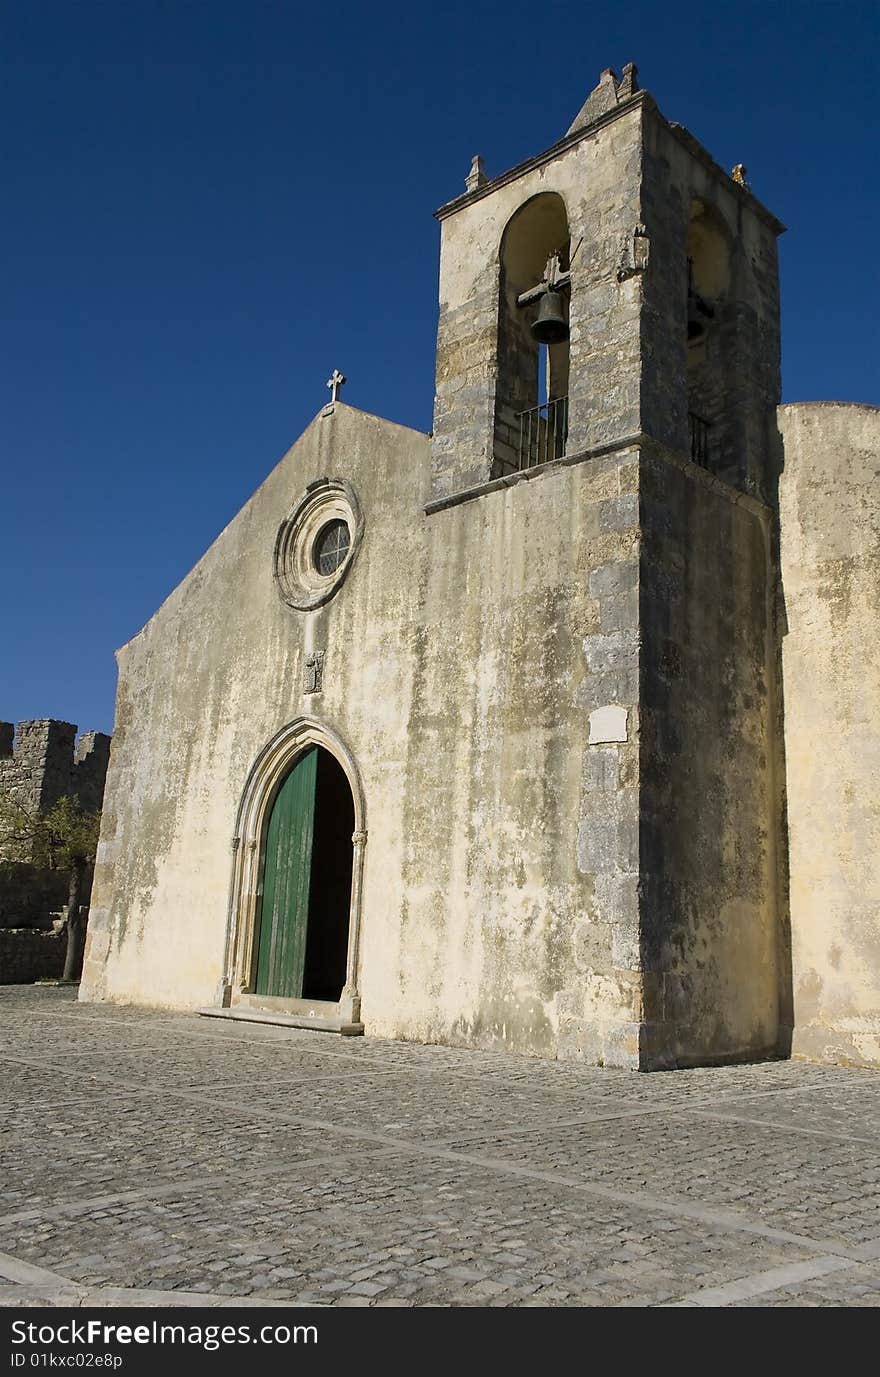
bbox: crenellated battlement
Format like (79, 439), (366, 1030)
(0, 719), (112, 934)
(73, 731), (113, 815)
(0, 719), (112, 826)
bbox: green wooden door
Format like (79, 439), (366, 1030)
(255, 747), (318, 997)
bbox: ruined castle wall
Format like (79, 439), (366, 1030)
(73, 732), (113, 815)
(0, 721), (109, 936)
(0, 721), (77, 821)
(0, 865), (68, 928)
(778, 403), (880, 1068)
(0, 720), (111, 826)
(0, 723), (111, 931)
(0, 926), (65, 983)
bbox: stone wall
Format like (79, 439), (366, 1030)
(420, 447), (642, 1063)
(0, 720), (110, 926)
(81, 400), (795, 1069)
(0, 720), (111, 835)
(639, 445), (785, 1066)
(81, 403), (649, 1063)
(778, 403), (880, 1068)
(0, 863), (68, 928)
(0, 720), (75, 821)
(0, 926), (65, 983)
(82, 405), (435, 1016)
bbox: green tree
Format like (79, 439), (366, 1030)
(0, 791), (101, 981)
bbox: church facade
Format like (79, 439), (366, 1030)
(79, 67), (880, 1071)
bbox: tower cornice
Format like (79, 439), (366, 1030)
(435, 89), (785, 237)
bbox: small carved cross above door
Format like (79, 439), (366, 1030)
(304, 651), (325, 694)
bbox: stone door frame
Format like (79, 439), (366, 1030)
(219, 717), (367, 1024)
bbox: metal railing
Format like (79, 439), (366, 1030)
(515, 396), (569, 471)
(688, 412), (711, 468)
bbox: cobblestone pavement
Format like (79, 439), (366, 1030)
(1, 986), (879, 1308)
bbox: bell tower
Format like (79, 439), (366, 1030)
(431, 65), (648, 502)
(426, 67), (788, 1070)
(430, 63), (782, 506)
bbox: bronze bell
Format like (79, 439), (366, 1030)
(687, 296), (706, 341)
(531, 290), (569, 344)
(687, 289), (714, 342)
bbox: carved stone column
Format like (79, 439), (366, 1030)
(215, 834), (241, 1007)
(339, 829), (367, 1023)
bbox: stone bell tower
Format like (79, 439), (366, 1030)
(431, 64), (781, 505)
(426, 66), (788, 1068)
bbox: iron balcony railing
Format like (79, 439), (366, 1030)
(515, 396), (569, 471)
(688, 412), (711, 468)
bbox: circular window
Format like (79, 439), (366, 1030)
(274, 479), (363, 611)
(313, 519), (351, 576)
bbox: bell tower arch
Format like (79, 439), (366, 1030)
(429, 65), (782, 509)
(493, 192), (572, 477)
(429, 68), (646, 504)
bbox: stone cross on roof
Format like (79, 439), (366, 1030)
(326, 369), (346, 404)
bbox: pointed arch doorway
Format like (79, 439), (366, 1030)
(215, 719), (367, 1035)
(255, 745), (354, 1003)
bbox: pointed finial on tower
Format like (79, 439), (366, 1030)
(566, 63), (640, 136)
(618, 62), (639, 98)
(465, 154), (488, 193)
(731, 163), (749, 188)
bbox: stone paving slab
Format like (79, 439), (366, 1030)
(188, 1071), (629, 1140)
(1, 985), (879, 1307)
(444, 1115), (880, 1249)
(0, 1097), (384, 1215)
(0, 1063), (140, 1111)
(697, 1083), (880, 1140)
(4, 994), (839, 1087)
(0, 1151), (812, 1308)
(1, 1045), (404, 1091)
(725, 1261), (880, 1307)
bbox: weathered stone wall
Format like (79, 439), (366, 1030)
(82, 404), (432, 1014)
(0, 720), (75, 821)
(639, 446), (783, 1066)
(0, 720), (111, 831)
(0, 926), (65, 983)
(778, 403), (880, 1068)
(0, 721), (110, 928)
(0, 864), (68, 928)
(73, 732), (112, 815)
(81, 404), (646, 1062)
(0, 716), (109, 930)
(418, 450), (641, 1062)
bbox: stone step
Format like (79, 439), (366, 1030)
(196, 1006), (364, 1036)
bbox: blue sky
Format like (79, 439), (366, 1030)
(3, 0), (878, 736)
